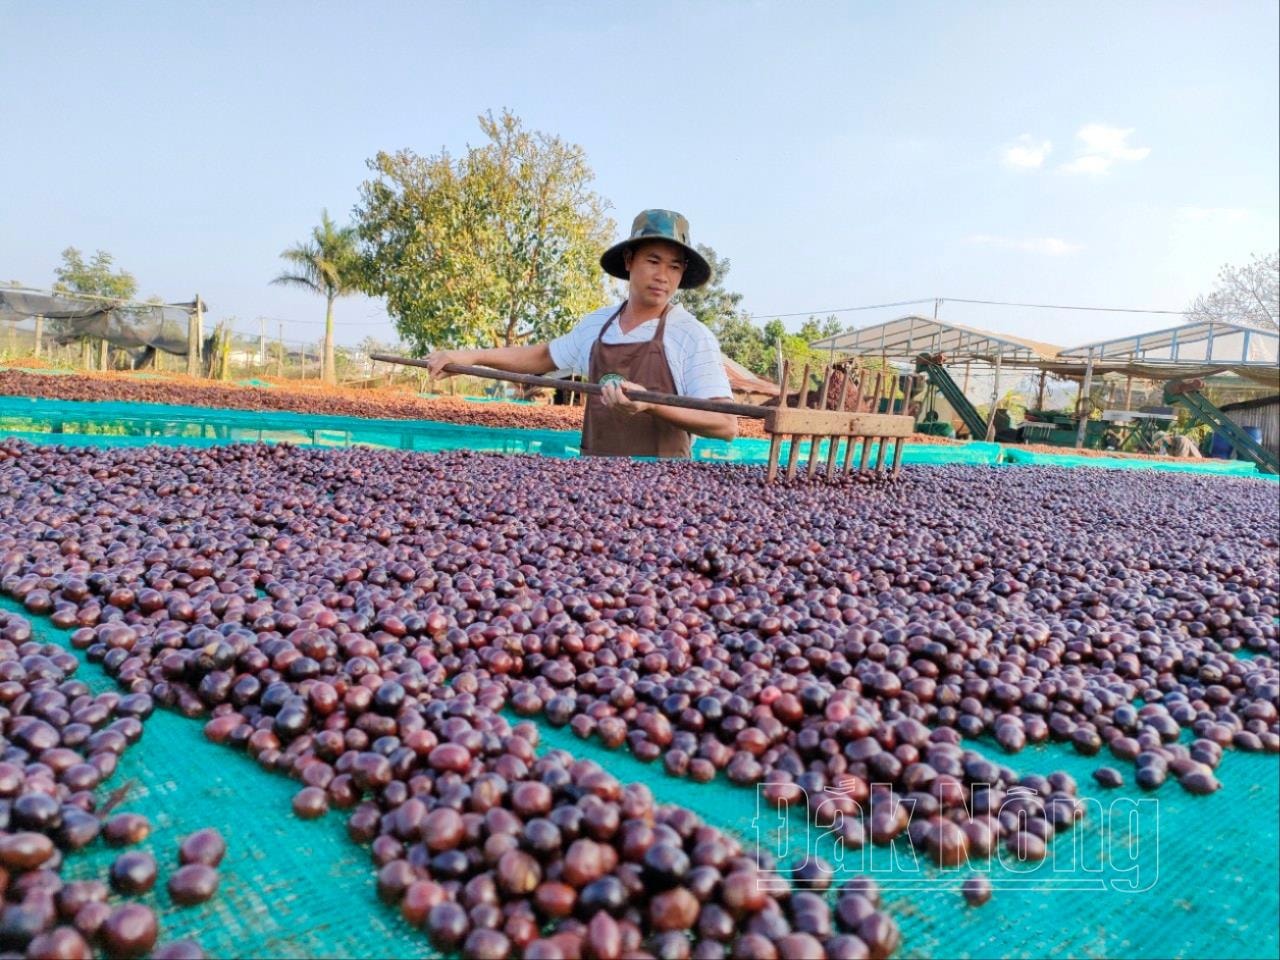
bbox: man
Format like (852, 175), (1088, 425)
(425, 209), (737, 457)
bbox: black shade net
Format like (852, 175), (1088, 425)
(0, 290), (194, 355)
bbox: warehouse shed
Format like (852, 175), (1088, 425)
(1219, 394), (1280, 459)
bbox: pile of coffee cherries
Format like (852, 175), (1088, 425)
(0, 607), (215, 958)
(0, 439), (1275, 957)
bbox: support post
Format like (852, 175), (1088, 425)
(984, 350), (1004, 441)
(1074, 354), (1095, 449)
(259, 317), (267, 368)
(277, 322), (284, 377)
(194, 295), (204, 377)
(33, 316), (43, 357)
(1035, 370), (1047, 410)
(99, 339), (109, 370)
(1124, 375), (1133, 411)
(187, 298), (200, 376)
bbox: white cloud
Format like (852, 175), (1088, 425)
(1060, 124), (1150, 174)
(1176, 206), (1251, 224)
(1002, 134), (1052, 170)
(966, 234), (1084, 256)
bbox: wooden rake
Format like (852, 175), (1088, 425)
(371, 354), (918, 484)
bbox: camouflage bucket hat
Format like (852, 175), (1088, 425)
(600, 209), (713, 289)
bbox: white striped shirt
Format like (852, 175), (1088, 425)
(549, 303), (732, 400)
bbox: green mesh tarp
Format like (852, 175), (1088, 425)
(0, 395), (1004, 468)
(0, 597), (434, 960)
(530, 711), (1280, 960)
(5, 592), (1277, 960)
(1001, 446), (1272, 479)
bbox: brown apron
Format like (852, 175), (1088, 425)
(581, 302), (692, 459)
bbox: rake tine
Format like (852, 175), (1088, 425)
(842, 432), (859, 474)
(785, 433), (802, 481)
(806, 365), (832, 479)
(825, 433), (842, 480)
(874, 436), (888, 473)
(891, 435), (907, 477)
(858, 430), (873, 474)
(827, 372), (853, 479)
(765, 434), (782, 484)
(764, 360), (791, 484)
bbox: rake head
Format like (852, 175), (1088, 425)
(763, 363), (920, 483)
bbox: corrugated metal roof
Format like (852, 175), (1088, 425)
(1058, 320), (1279, 366)
(809, 315), (1063, 362)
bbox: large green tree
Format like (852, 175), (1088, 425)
(354, 110), (615, 353)
(271, 210), (361, 384)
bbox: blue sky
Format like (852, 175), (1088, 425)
(2, 1), (1276, 352)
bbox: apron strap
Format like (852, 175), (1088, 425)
(652, 304), (672, 343)
(597, 302), (672, 345)
(596, 302), (626, 343)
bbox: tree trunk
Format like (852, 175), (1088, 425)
(323, 295), (336, 385)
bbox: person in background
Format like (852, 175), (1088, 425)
(1154, 431), (1203, 458)
(425, 209), (736, 457)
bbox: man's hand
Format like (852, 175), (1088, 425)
(600, 380), (651, 415)
(425, 350), (468, 378)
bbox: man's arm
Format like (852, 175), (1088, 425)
(425, 343), (556, 379)
(650, 400), (739, 441)
(600, 381), (738, 441)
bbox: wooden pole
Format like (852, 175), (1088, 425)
(1074, 354), (1095, 449)
(984, 351), (1003, 442)
(1124, 375), (1134, 411)
(187, 298), (200, 376)
(1035, 370), (1047, 410)
(33, 316), (43, 357)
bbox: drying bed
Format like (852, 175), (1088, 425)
(0, 441), (1276, 958)
(3, 393), (1271, 479)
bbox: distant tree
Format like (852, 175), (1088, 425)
(675, 245), (742, 327)
(271, 210), (361, 384)
(674, 244), (774, 375)
(1185, 250), (1278, 331)
(52, 248), (138, 368)
(356, 109), (615, 354)
(53, 247), (137, 300)
(356, 334), (408, 358)
(760, 315), (850, 392)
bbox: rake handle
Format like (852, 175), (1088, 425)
(371, 354), (770, 420)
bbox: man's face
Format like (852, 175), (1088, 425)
(624, 240), (687, 310)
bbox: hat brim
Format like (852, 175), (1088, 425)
(600, 238), (712, 290)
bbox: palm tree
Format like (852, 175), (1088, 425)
(271, 210), (360, 384)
